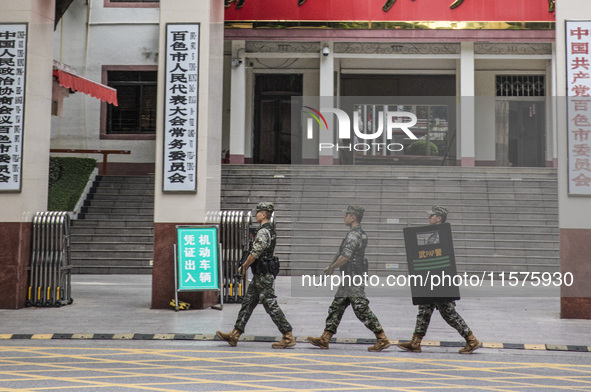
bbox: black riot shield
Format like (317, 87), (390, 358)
(403, 223), (461, 305)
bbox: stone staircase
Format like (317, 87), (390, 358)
(70, 175), (154, 274)
(221, 165), (559, 276)
(69, 166), (559, 276)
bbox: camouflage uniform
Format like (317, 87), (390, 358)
(234, 218), (292, 334)
(414, 206), (471, 338)
(324, 223), (384, 335)
(414, 301), (471, 338)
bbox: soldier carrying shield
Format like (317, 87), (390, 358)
(397, 206), (481, 354)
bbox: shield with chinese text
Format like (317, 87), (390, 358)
(403, 223), (460, 305)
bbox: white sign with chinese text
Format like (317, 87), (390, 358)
(566, 21), (591, 195)
(0, 24), (27, 192)
(163, 24), (199, 192)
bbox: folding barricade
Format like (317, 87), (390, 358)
(26, 211), (73, 307)
(219, 210), (252, 303)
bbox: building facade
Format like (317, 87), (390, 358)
(51, 0), (556, 172)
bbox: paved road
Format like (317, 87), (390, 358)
(1, 275), (590, 391)
(1, 339), (591, 391)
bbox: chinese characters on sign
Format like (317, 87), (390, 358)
(0, 24), (27, 192)
(177, 227), (219, 291)
(418, 248), (443, 259)
(566, 21), (591, 195)
(403, 223), (459, 305)
(164, 24), (199, 192)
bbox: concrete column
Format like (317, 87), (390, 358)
(556, 0), (591, 319)
(0, 0), (55, 309)
(229, 40), (246, 164)
(458, 42), (475, 166)
(152, 0), (223, 309)
(319, 41), (334, 165)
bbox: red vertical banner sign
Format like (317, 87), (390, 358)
(566, 21), (591, 195)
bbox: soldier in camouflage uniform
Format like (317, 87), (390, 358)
(307, 205), (391, 352)
(397, 206), (481, 354)
(216, 202), (295, 349)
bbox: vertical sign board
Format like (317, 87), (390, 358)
(0, 24), (27, 192)
(177, 226), (219, 291)
(566, 21), (591, 195)
(163, 24), (199, 192)
(403, 223), (460, 305)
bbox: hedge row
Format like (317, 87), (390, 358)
(48, 157), (97, 211)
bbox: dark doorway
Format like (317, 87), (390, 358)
(508, 101), (545, 167)
(253, 74), (303, 164)
(340, 75), (456, 97)
(339, 75), (457, 165)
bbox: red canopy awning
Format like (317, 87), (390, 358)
(53, 69), (118, 106)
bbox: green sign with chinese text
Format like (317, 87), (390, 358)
(177, 226), (219, 291)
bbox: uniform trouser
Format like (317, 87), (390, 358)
(234, 272), (292, 334)
(414, 301), (471, 338)
(324, 285), (384, 335)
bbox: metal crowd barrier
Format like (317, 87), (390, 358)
(219, 210), (252, 303)
(204, 209), (276, 303)
(26, 211), (73, 307)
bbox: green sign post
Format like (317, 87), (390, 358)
(176, 226), (220, 292)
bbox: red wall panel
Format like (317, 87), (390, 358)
(225, 0), (555, 22)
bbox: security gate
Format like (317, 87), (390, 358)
(26, 211), (73, 307)
(217, 211), (252, 303)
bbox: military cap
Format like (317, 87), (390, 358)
(343, 205), (365, 219)
(255, 202), (274, 213)
(426, 205), (448, 217)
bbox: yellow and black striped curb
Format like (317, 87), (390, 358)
(0, 334), (589, 352)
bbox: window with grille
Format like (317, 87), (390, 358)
(106, 71), (157, 135)
(496, 75), (545, 97)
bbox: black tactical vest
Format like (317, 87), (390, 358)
(257, 222), (277, 261)
(340, 225), (368, 275)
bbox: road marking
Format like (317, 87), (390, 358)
(0, 347), (590, 392)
